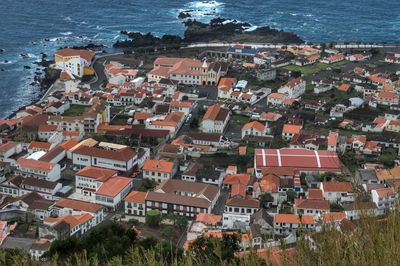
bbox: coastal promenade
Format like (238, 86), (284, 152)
(185, 42), (400, 49)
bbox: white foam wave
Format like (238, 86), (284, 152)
(60, 31), (73, 36)
(243, 25), (258, 32)
(179, 0), (224, 20)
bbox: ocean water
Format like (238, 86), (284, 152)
(1, 0), (399, 118)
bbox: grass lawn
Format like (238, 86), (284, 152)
(231, 114), (250, 125)
(283, 61), (347, 76)
(63, 105), (89, 116)
(246, 146), (255, 156)
(110, 116), (129, 125)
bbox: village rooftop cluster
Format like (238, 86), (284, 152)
(0, 42), (399, 262)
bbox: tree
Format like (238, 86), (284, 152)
(259, 192), (274, 208)
(145, 210), (162, 227)
(44, 222), (137, 263)
(182, 95), (189, 101)
(286, 189), (297, 203)
(160, 226), (175, 239)
(189, 117), (199, 128)
(138, 178), (156, 192)
(175, 215), (188, 231)
(291, 70), (302, 78)
(340, 151), (359, 173)
(0, 248), (31, 266)
(330, 202), (344, 212)
(220, 234), (240, 261)
(379, 148), (397, 168)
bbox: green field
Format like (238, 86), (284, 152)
(231, 114), (250, 125)
(63, 105), (89, 116)
(283, 61), (347, 76)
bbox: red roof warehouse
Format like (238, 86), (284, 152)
(254, 148), (341, 173)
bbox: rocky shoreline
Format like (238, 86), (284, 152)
(6, 55), (59, 119)
(5, 42), (105, 119)
(113, 17), (304, 49)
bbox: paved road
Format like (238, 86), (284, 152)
(91, 52), (125, 90)
(186, 42), (400, 50)
(212, 190), (230, 215)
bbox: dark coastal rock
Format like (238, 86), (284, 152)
(178, 11), (192, 19)
(114, 32), (182, 49)
(0, 49), (4, 53)
(24, 65), (31, 69)
(3, 60), (9, 63)
(114, 17), (303, 49)
(69, 43), (105, 51)
(183, 18), (303, 44)
(20, 53), (30, 59)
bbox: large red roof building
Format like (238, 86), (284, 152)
(254, 148), (341, 176)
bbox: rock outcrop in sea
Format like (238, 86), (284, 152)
(113, 17), (303, 49)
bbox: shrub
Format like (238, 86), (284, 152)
(160, 226), (175, 239)
(145, 210), (162, 227)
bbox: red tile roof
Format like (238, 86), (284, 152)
(38, 124), (58, 132)
(242, 121), (265, 132)
(73, 146), (136, 162)
(0, 142), (16, 153)
(274, 214), (314, 224)
(45, 213), (93, 229)
(218, 77), (236, 89)
(308, 188), (323, 199)
(143, 160), (175, 173)
(254, 173), (280, 193)
(322, 212), (346, 223)
(226, 196), (259, 208)
(282, 124), (302, 135)
(282, 78), (304, 89)
(60, 139), (79, 151)
(374, 187), (395, 198)
(96, 176), (132, 197)
(16, 157), (55, 171)
(327, 132), (338, 146)
(223, 174), (251, 186)
(195, 213), (222, 225)
(338, 84), (351, 92)
(231, 183), (247, 198)
(322, 182), (353, 192)
(55, 198), (104, 213)
(170, 101), (193, 108)
(295, 198), (329, 210)
(55, 48), (95, 62)
(203, 104), (230, 121)
(28, 141), (52, 150)
(255, 149), (340, 171)
(125, 190), (147, 204)
(76, 166), (117, 182)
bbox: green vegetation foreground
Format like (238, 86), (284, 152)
(3, 209), (400, 265)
